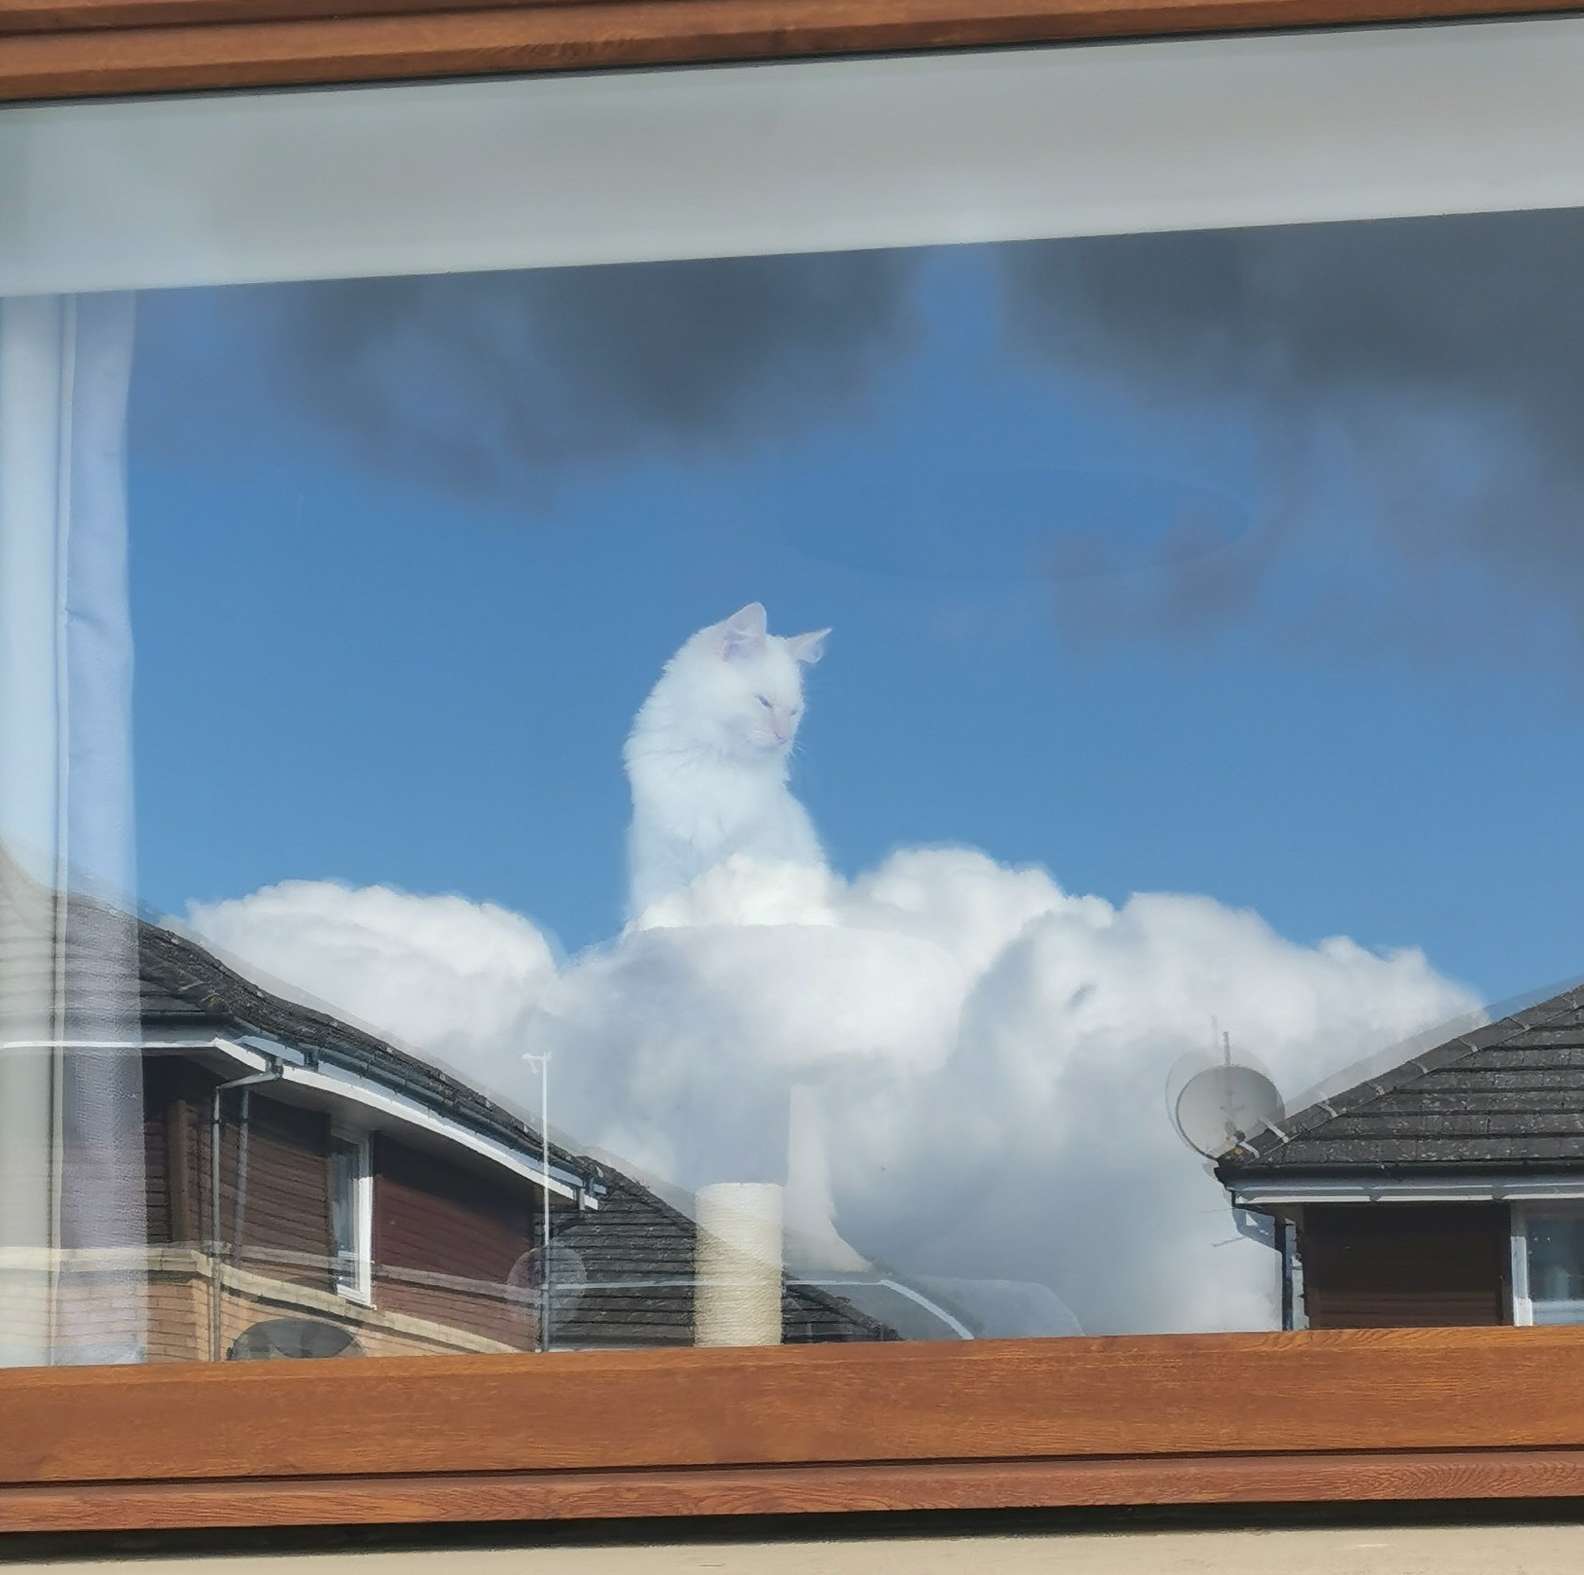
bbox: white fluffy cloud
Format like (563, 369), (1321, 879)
(187, 880), (559, 1107)
(185, 848), (1478, 1338)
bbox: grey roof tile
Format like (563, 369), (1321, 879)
(548, 1168), (899, 1347)
(1218, 981), (1584, 1183)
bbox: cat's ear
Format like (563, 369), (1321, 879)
(718, 602), (767, 661)
(786, 628), (830, 666)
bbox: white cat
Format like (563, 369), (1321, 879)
(624, 602), (830, 921)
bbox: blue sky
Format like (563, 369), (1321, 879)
(124, 231), (1582, 1004)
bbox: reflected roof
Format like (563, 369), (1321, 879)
(1218, 981), (1584, 1180)
(0, 847), (900, 1345)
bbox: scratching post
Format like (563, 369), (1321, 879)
(693, 1181), (784, 1347)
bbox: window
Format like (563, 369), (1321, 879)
(329, 1131), (373, 1305)
(8, 3), (1584, 1535)
(1513, 1204), (1584, 1326)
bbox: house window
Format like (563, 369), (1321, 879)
(329, 1131), (374, 1305)
(1512, 1205), (1584, 1326)
(13, 5), (1584, 1541)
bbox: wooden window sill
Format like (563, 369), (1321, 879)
(7, 1327), (1584, 1532)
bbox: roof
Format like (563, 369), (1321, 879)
(1217, 980), (1584, 1184)
(548, 1173), (899, 1347)
(0, 845), (591, 1182)
(1, 848), (899, 1344)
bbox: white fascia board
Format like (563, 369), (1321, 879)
(212, 1036), (591, 1205)
(1232, 1175), (1584, 1207)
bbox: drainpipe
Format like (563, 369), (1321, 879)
(208, 1066), (282, 1361)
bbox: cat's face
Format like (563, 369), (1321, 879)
(688, 603), (829, 758)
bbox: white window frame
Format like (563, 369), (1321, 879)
(329, 1127), (374, 1307)
(1510, 1201), (1584, 1328)
(10, 18), (1584, 299)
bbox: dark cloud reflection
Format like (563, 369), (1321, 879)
(1002, 208), (1584, 651)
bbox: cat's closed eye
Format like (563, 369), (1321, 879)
(756, 695), (772, 708)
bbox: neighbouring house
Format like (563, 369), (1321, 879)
(1217, 981), (1584, 1330)
(0, 851), (900, 1360)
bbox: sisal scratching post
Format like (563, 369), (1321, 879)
(693, 1181), (784, 1347)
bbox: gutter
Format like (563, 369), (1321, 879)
(1229, 1172), (1584, 1208)
(210, 1037), (595, 1207)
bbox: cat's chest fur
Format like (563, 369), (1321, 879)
(625, 749), (821, 916)
(635, 752), (793, 850)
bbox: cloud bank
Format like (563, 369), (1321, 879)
(186, 845), (1475, 1338)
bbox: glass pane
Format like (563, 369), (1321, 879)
(329, 1143), (355, 1274)
(1529, 1214), (1584, 1323)
(6, 190), (1584, 1365)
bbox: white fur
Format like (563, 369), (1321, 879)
(624, 602), (830, 921)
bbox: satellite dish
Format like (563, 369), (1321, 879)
(227, 1318), (361, 1360)
(1173, 1060), (1284, 1159)
(507, 1240), (588, 1335)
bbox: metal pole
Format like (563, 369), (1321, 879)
(523, 1053), (552, 1352)
(541, 1054), (551, 1352)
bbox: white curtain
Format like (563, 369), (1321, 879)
(0, 293), (144, 1366)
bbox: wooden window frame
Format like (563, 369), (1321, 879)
(6, 0), (1584, 1539)
(0, 0), (1580, 102)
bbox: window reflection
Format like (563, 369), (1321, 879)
(5, 206), (1584, 1365)
(1520, 1208), (1584, 1326)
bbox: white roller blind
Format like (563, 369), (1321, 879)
(4, 18), (1584, 297)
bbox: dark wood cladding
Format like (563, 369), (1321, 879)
(5, 0), (1584, 103)
(145, 1059), (335, 1286)
(375, 1137), (530, 1285)
(1299, 1203), (1510, 1329)
(226, 1093), (333, 1285)
(140, 1067), (169, 1244)
(372, 1136), (543, 1346)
